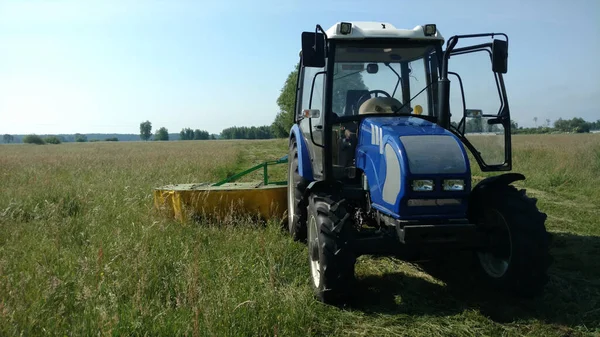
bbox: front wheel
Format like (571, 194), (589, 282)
(471, 185), (551, 298)
(307, 192), (356, 305)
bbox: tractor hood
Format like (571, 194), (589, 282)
(355, 116), (472, 220)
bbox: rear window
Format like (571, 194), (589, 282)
(399, 135), (467, 174)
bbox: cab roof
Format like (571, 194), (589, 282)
(325, 22), (444, 42)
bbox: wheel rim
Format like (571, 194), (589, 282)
(308, 214), (321, 288)
(477, 209), (512, 278)
(287, 158), (296, 227)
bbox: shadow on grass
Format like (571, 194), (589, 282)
(348, 232), (600, 329)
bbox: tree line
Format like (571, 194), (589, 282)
(452, 117), (600, 134)
(3, 133), (121, 144)
(220, 126), (273, 140)
(511, 117), (600, 134)
(179, 128), (213, 140)
(137, 121), (274, 141)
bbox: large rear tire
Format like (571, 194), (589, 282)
(287, 137), (309, 241)
(307, 192), (356, 305)
(471, 185), (551, 298)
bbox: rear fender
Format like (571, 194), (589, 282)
(290, 125), (314, 181)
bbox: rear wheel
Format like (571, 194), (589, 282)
(287, 137), (308, 241)
(307, 192), (356, 305)
(471, 185), (551, 297)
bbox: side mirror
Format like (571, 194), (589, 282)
(301, 32), (325, 68)
(492, 39), (508, 74)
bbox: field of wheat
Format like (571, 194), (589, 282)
(0, 134), (599, 336)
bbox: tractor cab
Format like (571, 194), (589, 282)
(287, 22), (550, 305)
(294, 22), (511, 184)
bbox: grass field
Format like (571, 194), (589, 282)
(1, 134), (599, 336)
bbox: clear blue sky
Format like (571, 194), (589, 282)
(0, 0), (598, 135)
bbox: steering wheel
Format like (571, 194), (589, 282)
(356, 89), (392, 111)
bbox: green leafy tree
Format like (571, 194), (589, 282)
(75, 133), (88, 142)
(554, 117), (591, 133)
(23, 134), (45, 145)
(44, 136), (62, 144)
(105, 137), (119, 141)
(140, 121), (152, 141)
(3, 134), (14, 143)
(193, 129), (210, 140)
(179, 128), (195, 140)
(271, 64), (299, 138)
(154, 127), (169, 141)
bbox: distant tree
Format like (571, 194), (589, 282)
(554, 117), (591, 133)
(154, 127), (169, 141)
(44, 136), (62, 144)
(105, 137), (119, 141)
(510, 120), (519, 130)
(140, 121), (152, 141)
(193, 129), (210, 140)
(546, 119), (551, 127)
(179, 127), (195, 140)
(3, 134), (14, 143)
(23, 134), (45, 145)
(533, 116), (538, 127)
(75, 133), (88, 142)
(210, 134), (216, 140)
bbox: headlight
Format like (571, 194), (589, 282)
(443, 179), (465, 191)
(412, 179), (434, 192)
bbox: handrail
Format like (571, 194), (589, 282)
(212, 155), (288, 186)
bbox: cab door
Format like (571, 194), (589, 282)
(296, 62), (326, 180)
(446, 37), (512, 171)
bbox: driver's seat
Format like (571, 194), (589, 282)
(359, 97), (404, 115)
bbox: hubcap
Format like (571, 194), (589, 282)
(308, 214), (321, 288)
(477, 209), (512, 278)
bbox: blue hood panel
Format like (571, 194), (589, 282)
(355, 116), (472, 220)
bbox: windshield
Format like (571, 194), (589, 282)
(332, 43), (439, 118)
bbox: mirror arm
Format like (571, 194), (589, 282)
(315, 25), (329, 56)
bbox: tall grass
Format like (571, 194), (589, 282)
(0, 135), (599, 336)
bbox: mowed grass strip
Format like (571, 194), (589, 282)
(0, 135), (599, 336)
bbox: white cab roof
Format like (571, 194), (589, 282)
(325, 22), (444, 42)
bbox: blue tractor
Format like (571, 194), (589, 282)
(286, 22), (551, 304)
